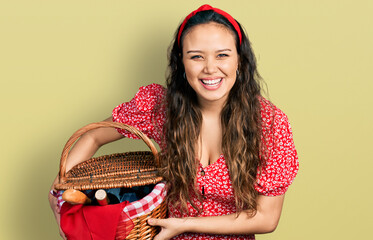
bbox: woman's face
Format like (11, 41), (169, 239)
(182, 22), (239, 106)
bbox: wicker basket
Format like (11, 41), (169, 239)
(55, 121), (167, 240)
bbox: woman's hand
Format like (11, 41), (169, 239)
(147, 217), (187, 240)
(48, 187), (66, 240)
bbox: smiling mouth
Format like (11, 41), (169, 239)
(200, 78), (223, 86)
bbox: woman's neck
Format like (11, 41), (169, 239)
(198, 97), (226, 117)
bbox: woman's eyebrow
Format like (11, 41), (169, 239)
(217, 49), (232, 52)
(186, 49), (232, 54)
(186, 50), (203, 54)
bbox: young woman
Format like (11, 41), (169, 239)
(49, 4), (299, 240)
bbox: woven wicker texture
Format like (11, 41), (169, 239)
(55, 121), (162, 190)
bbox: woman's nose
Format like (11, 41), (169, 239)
(203, 58), (218, 74)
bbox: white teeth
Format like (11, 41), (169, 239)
(201, 78), (222, 86)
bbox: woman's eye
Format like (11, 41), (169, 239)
(218, 53), (229, 58)
(191, 55), (202, 59)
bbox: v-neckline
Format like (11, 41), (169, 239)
(199, 154), (224, 169)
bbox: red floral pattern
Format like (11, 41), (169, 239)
(112, 84), (299, 240)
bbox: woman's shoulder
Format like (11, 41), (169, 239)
(112, 83), (167, 121)
(258, 96), (290, 129)
(135, 83), (166, 100)
(136, 83), (166, 94)
(134, 83), (167, 112)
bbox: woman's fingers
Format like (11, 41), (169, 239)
(148, 218), (186, 240)
(147, 218), (162, 226)
(148, 218), (170, 240)
(59, 227), (66, 240)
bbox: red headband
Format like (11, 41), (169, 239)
(177, 4), (242, 46)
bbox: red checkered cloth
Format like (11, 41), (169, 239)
(123, 182), (166, 219)
(50, 189), (65, 209)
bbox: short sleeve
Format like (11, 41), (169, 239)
(255, 99), (299, 196)
(112, 83), (166, 146)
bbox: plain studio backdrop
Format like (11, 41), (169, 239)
(1, 1), (372, 239)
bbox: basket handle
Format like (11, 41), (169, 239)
(59, 121), (159, 183)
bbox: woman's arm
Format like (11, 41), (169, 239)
(48, 117), (124, 239)
(63, 117), (125, 172)
(148, 194), (285, 240)
(50, 117), (124, 189)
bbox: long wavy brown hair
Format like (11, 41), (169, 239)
(161, 10), (264, 215)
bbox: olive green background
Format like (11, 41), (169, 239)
(1, 0), (372, 239)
